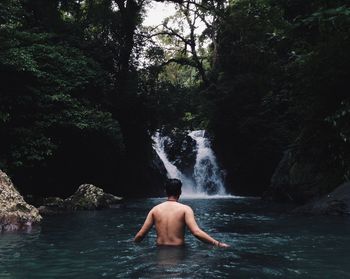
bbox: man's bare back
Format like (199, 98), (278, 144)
(134, 199), (229, 247)
(152, 201), (188, 245)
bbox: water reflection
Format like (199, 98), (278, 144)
(156, 246), (187, 266)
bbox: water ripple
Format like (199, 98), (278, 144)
(1, 199), (350, 278)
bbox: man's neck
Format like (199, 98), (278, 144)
(167, 196), (178, 202)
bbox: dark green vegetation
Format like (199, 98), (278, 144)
(1, 0), (349, 201)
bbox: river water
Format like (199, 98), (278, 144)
(1, 197), (350, 278)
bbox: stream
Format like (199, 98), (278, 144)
(1, 197), (350, 278)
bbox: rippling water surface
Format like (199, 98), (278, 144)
(1, 198), (350, 278)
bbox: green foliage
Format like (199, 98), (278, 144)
(0, 0), (123, 174)
(196, 0), (350, 194)
(1, 0), (349, 198)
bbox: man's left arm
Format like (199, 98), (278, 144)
(134, 209), (154, 242)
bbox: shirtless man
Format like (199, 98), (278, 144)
(134, 179), (229, 248)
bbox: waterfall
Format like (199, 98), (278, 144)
(188, 130), (226, 195)
(152, 130), (227, 197)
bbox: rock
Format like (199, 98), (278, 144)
(39, 184), (123, 215)
(263, 146), (342, 204)
(161, 128), (196, 176)
(66, 184), (123, 210)
(0, 170), (42, 232)
(293, 182), (350, 215)
(147, 148), (168, 197)
(38, 197), (66, 215)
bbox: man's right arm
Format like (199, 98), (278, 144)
(184, 206), (229, 248)
(134, 209), (154, 243)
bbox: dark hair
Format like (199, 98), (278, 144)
(165, 179), (182, 197)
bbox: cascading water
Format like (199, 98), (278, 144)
(188, 130), (226, 195)
(152, 130), (227, 197)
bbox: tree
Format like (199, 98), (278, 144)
(0, 0), (125, 196)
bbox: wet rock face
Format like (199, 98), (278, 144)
(39, 184), (123, 215)
(0, 170), (42, 232)
(149, 148), (167, 196)
(162, 129), (196, 176)
(293, 182), (350, 215)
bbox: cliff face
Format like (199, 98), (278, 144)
(0, 170), (42, 232)
(264, 149), (322, 203)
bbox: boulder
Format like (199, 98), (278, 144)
(162, 128), (196, 177)
(263, 147), (342, 204)
(0, 170), (42, 232)
(66, 184), (123, 210)
(38, 197), (67, 215)
(39, 184), (123, 215)
(293, 182), (350, 215)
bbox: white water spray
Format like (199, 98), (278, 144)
(152, 130), (228, 197)
(188, 130), (226, 195)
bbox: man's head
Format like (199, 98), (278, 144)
(165, 179), (182, 198)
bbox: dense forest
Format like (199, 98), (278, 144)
(1, 0), (349, 202)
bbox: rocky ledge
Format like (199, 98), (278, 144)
(293, 182), (350, 216)
(0, 170), (42, 232)
(39, 184), (123, 215)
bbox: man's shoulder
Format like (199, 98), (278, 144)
(155, 202), (191, 208)
(177, 203), (192, 211)
(152, 203), (163, 210)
